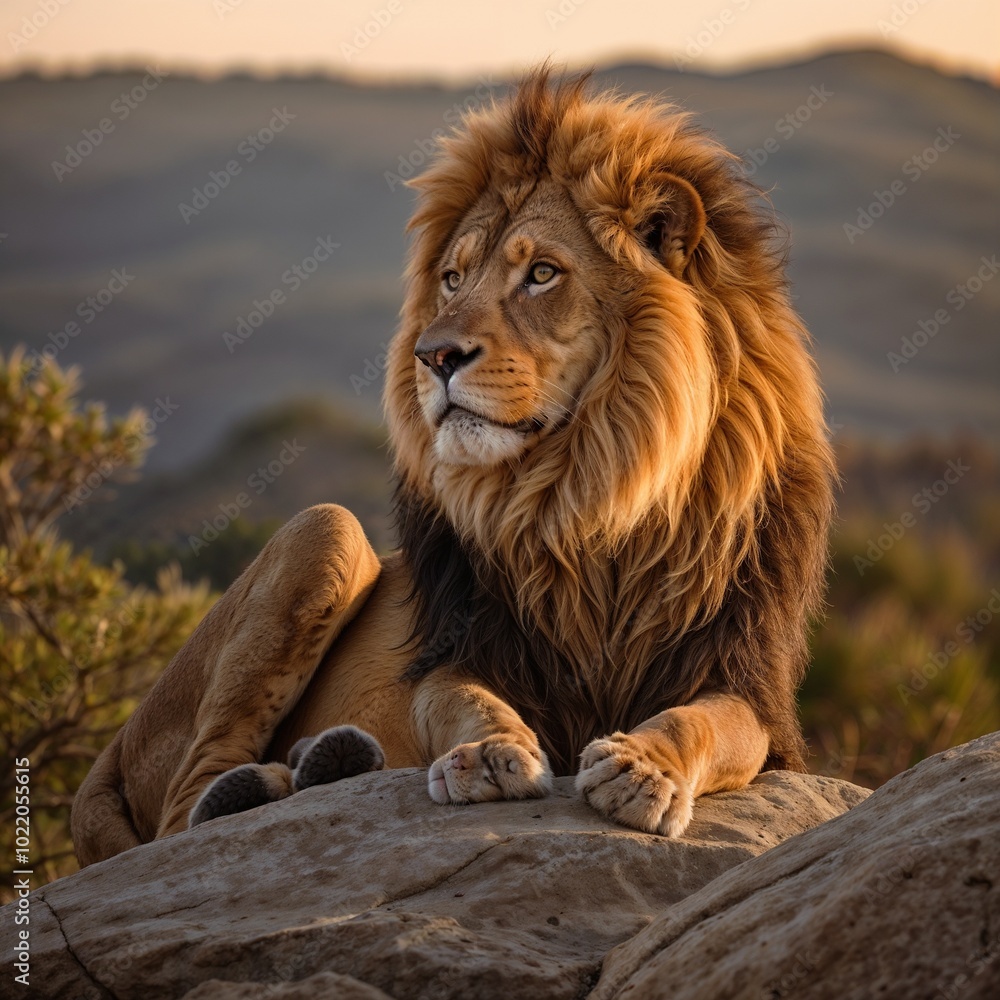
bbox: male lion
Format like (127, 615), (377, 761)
(72, 68), (834, 866)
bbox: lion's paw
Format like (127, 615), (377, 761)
(292, 725), (385, 791)
(575, 734), (694, 838)
(189, 762), (294, 829)
(428, 738), (552, 805)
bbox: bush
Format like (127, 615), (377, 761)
(804, 482), (1000, 787)
(0, 349), (213, 898)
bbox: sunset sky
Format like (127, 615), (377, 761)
(2, 0), (997, 82)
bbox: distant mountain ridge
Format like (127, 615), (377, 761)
(0, 49), (996, 481)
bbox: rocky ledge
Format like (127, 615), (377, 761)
(2, 733), (997, 999)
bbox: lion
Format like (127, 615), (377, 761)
(71, 67), (834, 866)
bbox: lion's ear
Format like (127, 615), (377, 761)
(641, 172), (706, 278)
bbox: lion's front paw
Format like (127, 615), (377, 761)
(428, 738), (553, 805)
(575, 734), (694, 838)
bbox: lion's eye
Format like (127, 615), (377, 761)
(528, 263), (557, 285)
(442, 271), (462, 292)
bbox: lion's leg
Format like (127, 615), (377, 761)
(154, 504), (381, 839)
(412, 669), (553, 804)
(188, 725), (385, 828)
(576, 691), (769, 837)
(71, 728), (141, 867)
(189, 762), (295, 828)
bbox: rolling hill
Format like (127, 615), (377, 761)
(0, 51), (997, 559)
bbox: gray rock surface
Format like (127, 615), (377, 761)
(0, 769), (865, 1000)
(593, 731), (1000, 1000)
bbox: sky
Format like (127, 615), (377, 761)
(2, 0), (998, 83)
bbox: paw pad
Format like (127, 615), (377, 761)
(189, 764), (286, 829)
(293, 725), (385, 791)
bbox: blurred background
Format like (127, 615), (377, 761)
(1, 1), (998, 888)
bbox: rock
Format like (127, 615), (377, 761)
(0, 769), (864, 1000)
(182, 972), (394, 998)
(593, 731), (1000, 1000)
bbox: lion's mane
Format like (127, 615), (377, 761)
(384, 69), (835, 774)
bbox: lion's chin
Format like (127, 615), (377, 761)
(432, 407), (535, 467)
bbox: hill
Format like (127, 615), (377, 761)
(0, 51), (997, 480)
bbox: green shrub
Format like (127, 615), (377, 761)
(0, 350), (213, 898)
(805, 509), (1000, 786)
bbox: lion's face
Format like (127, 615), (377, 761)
(411, 179), (608, 467)
(387, 69), (829, 572)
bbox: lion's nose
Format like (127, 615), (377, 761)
(414, 340), (481, 381)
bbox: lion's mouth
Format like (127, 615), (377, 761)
(437, 404), (545, 435)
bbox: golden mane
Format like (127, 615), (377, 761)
(384, 68), (835, 773)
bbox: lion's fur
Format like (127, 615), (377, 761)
(386, 68), (835, 774)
